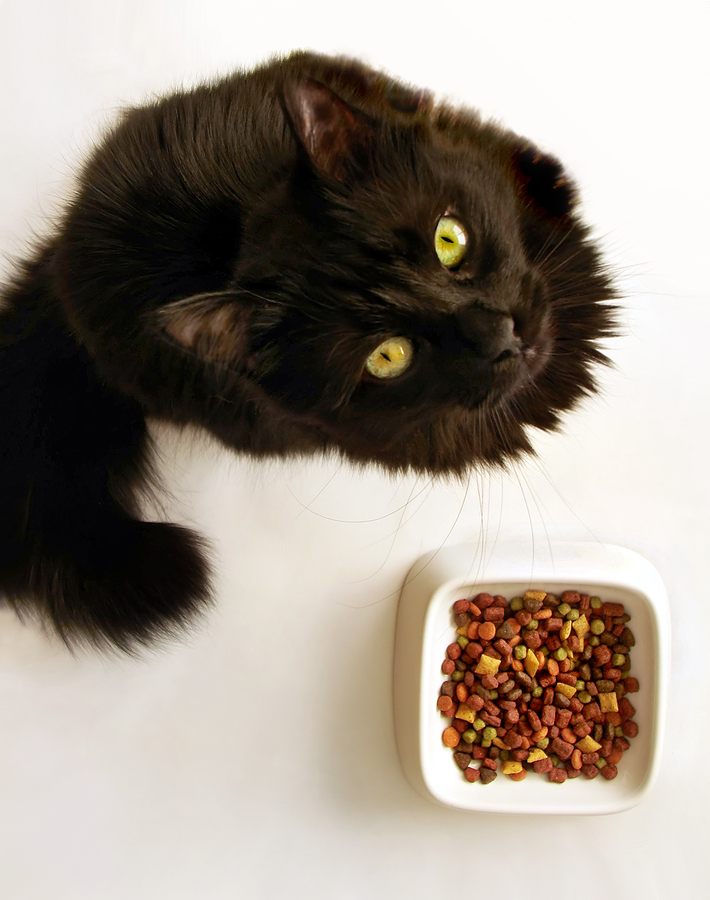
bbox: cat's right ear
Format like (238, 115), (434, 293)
(155, 294), (251, 364)
(282, 79), (375, 182)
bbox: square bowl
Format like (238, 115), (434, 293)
(393, 541), (669, 815)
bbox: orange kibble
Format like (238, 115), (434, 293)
(478, 621), (496, 641)
(509, 634), (522, 648)
(442, 726), (460, 748)
(437, 696), (454, 714)
(547, 658), (560, 677)
(561, 727), (577, 744)
(509, 769), (528, 781)
(531, 726), (549, 742)
(519, 736), (531, 750)
(511, 659), (524, 672)
(467, 621), (480, 640)
(456, 683), (469, 703)
(535, 650), (545, 669)
(559, 657), (572, 673)
(533, 607), (552, 620)
(571, 749), (583, 770)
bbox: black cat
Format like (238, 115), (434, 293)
(0, 52), (616, 649)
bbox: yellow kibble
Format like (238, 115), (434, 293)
(474, 654), (501, 677)
(572, 614), (590, 638)
(456, 625), (469, 636)
(556, 682), (577, 699)
(454, 706), (477, 723)
(524, 590), (547, 603)
(526, 748), (548, 763)
(501, 761), (523, 775)
(524, 648), (540, 678)
(493, 737), (511, 750)
(576, 735), (602, 753)
(598, 692), (619, 713)
(559, 620), (572, 641)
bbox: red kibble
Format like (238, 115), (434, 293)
(533, 757), (554, 774)
(541, 705), (556, 727)
(464, 766), (480, 782)
(549, 767), (567, 783)
(473, 593), (495, 609)
(600, 764), (618, 780)
(593, 645), (612, 666)
(624, 677), (640, 693)
(582, 764), (599, 779)
(483, 606), (506, 623)
(482, 757), (498, 771)
(550, 737), (574, 760)
(621, 720), (639, 738)
(442, 659), (455, 675)
(601, 602), (625, 617)
(446, 642), (462, 660)
(453, 719), (468, 733)
(453, 599), (470, 615)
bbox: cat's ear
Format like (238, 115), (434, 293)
(282, 79), (375, 182)
(156, 294), (251, 364)
(514, 144), (577, 217)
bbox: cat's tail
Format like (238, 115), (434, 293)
(0, 285), (212, 651)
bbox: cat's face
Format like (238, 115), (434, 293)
(152, 72), (615, 474)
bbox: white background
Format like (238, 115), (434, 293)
(0, 2), (707, 898)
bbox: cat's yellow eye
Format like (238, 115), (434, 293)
(434, 215), (468, 268)
(365, 337), (414, 379)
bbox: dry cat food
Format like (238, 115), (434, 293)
(439, 590), (639, 784)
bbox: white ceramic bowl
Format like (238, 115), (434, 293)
(393, 541), (669, 815)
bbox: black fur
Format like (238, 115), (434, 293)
(0, 52), (616, 649)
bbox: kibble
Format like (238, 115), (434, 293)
(440, 590), (639, 785)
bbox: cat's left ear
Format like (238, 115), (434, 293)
(513, 144), (577, 218)
(282, 79), (376, 182)
(155, 294), (251, 364)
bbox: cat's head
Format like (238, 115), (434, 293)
(64, 58), (617, 475)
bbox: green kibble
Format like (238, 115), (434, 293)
(463, 729), (477, 743)
(588, 635), (600, 647)
(489, 689), (498, 700)
(550, 754), (561, 767)
(566, 608), (580, 621)
(525, 619), (539, 631)
(473, 718), (486, 732)
(536, 737), (550, 750)
(557, 602), (571, 617)
(575, 679), (586, 691)
(481, 739), (492, 748)
(612, 653), (626, 667)
(578, 691), (592, 704)
(553, 647), (568, 661)
(532, 686), (543, 698)
(510, 597), (524, 611)
(514, 644), (528, 660)
(615, 726), (624, 738)
(457, 635), (470, 649)
(500, 749), (510, 762)
(452, 670), (464, 682)
(590, 619), (605, 635)
(596, 758), (607, 769)
(591, 597), (602, 609)
(483, 726), (497, 741)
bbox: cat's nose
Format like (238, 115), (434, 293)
(457, 308), (523, 363)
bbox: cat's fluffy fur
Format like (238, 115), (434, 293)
(0, 52), (616, 649)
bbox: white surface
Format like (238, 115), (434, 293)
(0, 2), (708, 898)
(394, 542), (670, 815)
